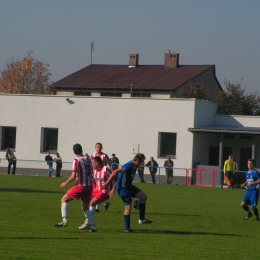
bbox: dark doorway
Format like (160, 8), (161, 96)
(209, 146), (232, 167)
(240, 148), (252, 171)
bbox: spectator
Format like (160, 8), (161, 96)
(5, 148), (16, 175)
(54, 152), (62, 177)
(110, 153), (120, 170)
(164, 157), (174, 185)
(146, 157), (158, 184)
(45, 151), (53, 177)
(137, 160), (145, 183)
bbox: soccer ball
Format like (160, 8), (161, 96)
(133, 199), (140, 210)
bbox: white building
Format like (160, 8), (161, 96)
(1, 94), (260, 185)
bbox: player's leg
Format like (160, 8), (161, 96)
(132, 185), (152, 224)
(250, 190), (259, 221)
(103, 200), (110, 212)
(118, 188), (133, 232)
(241, 191), (253, 220)
(78, 201), (90, 230)
(55, 194), (72, 227)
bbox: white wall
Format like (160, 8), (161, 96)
(0, 95), (208, 173)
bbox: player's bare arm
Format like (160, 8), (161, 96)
(59, 171), (76, 188)
(103, 168), (121, 188)
(109, 181), (116, 198)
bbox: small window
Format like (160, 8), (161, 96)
(240, 135), (253, 140)
(41, 128), (58, 152)
(1, 127), (16, 150)
(224, 135), (234, 139)
(74, 92), (91, 96)
(158, 132), (177, 158)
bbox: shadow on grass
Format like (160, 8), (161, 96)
(0, 237), (99, 240)
(134, 229), (242, 236)
(0, 188), (63, 194)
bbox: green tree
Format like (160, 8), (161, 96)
(214, 79), (260, 115)
(0, 51), (53, 94)
(171, 82), (209, 100)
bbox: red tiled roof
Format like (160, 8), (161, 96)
(52, 64), (216, 90)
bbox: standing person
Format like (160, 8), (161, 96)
(78, 156), (114, 232)
(45, 151), (53, 177)
(146, 157), (158, 184)
(90, 142), (111, 212)
(103, 153), (152, 233)
(5, 149), (16, 175)
(55, 143), (93, 228)
(54, 152), (62, 177)
(223, 155), (234, 189)
(164, 157), (174, 185)
(241, 159), (260, 221)
(110, 153), (119, 170)
(137, 160), (145, 183)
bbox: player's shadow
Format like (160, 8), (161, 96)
(0, 188), (63, 194)
(134, 229), (242, 237)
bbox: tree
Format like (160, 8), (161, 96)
(170, 82), (209, 100)
(0, 51), (53, 94)
(214, 79), (260, 116)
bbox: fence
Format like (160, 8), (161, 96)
(185, 168), (218, 187)
(1, 158), (245, 187)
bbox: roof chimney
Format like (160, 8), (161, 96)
(129, 54), (139, 68)
(164, 51), (179, 68)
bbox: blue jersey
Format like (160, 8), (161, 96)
(246, 169), (260, 190)
(116, 160), (136, 189)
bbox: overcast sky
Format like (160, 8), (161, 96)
(1, 0), (259, 93)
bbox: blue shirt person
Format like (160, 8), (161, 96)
(103, 153), (151, 232)
(241, 159), (260, 221)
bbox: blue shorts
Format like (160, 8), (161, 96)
(242, 189), (259, 207)
(117, 185), (141, 205)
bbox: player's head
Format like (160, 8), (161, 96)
(73, 143), (83, 155)
(92, 156), (102, 169)
(95, 142), (103, 153)
(56, 152), (59, 156)
(6, 148), (10, 153)
(228, 155), (232, 160)
(167, 156), (171, 161)
(150, 156), (154, 161)
(46, 151), (50, 155)
(133, 153), (146, 166)
(248, 159), (255, 170)
(112, 153), (115, 158)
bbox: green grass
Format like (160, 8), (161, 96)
(0, 174), (259, 260)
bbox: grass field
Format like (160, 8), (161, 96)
(0, 174), (259, 260)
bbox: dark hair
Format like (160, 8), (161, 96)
(133, 153), (146, 162)
(92, 156), (102, 165)
(73, 143), (83, 155)
(112, 153), (115, 156)
(248, 159), (255, 165)
(95, 142), (102, 148)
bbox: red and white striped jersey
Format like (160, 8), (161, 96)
(72, 155), (93, 187)
(93, 166), (112, 194)
(91, 152), (110, 166)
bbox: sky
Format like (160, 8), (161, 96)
(0, 0), (260, 94)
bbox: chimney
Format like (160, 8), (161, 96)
(129, 54), (139, 68)
(164, 51), (179, 68)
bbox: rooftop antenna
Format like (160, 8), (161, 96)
(91, 42), (95, 64)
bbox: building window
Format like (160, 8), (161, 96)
(1, 127), (16, 150)
(41, 128), (58, 152)
(158, 132), (177, 158)
(74, 92), (91, 96)
(100, 92), (122, 97)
